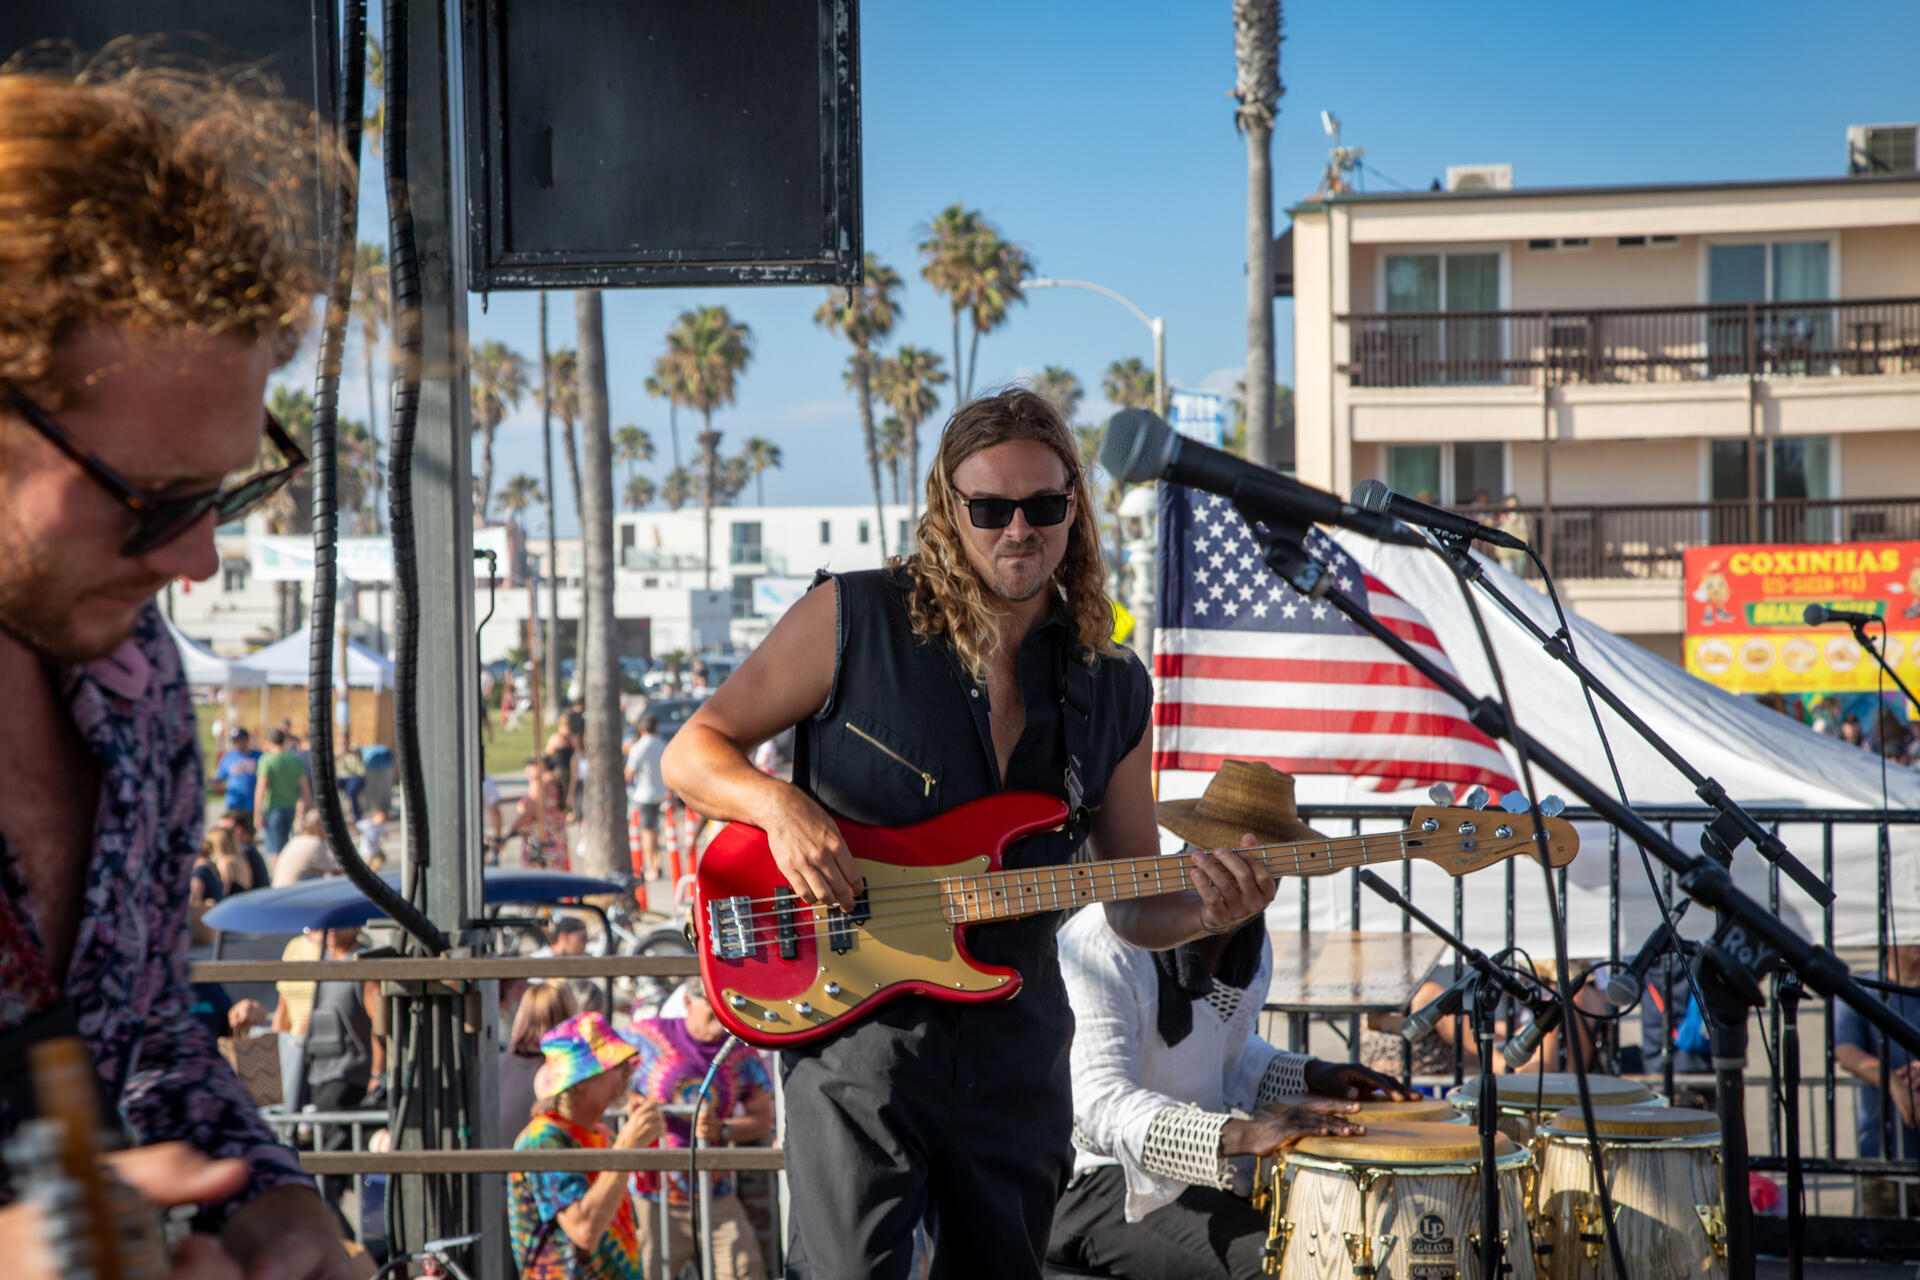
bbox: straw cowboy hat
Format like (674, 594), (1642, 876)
(1154, 760), (1324, 850)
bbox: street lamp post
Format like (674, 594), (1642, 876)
(1027, 278), (1167, 417)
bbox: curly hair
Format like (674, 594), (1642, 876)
(0, 44), (330, 407)
(897, 387), (1117, 683)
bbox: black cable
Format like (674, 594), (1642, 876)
(306, 0), (446, 956)
(384, 0), (436, 916)
(686, 1035), (743, 1280)
(1425, 535), (1631, 1280)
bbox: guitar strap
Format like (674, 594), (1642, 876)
(1058, 647), (1096, 848)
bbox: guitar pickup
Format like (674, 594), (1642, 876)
(707, 896), (757, 961)
(774, 886), (800, 960)
(826, 888), (871, 955)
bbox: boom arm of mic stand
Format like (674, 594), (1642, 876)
(1249, 526), (1920, 1063)
(1429, 534), (1833, 907)
(1852, 620), (1920, 714)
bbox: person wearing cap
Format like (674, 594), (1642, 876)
(509, 1012), (666, 1280)
(1048, 761), (1413, 1280)
(213, 725), (262, 816)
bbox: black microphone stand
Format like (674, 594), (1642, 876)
(1846, 618), (1920, 730)
(1229, 501), (1920, 1280)
(1776, 967), (1806, 1280)
(1423, 531), (1832, 907)
(1359, 870), (1538, 1280)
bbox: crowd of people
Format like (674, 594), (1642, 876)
(1753, 691), (1920, 764)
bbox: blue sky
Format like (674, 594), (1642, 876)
(326, 0), (1920, 536)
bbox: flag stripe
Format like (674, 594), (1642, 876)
(1153, 702), (1501, 741)
(1149, 750), (1516, 789)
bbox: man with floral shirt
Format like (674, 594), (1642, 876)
(0, 63), (353, 1279)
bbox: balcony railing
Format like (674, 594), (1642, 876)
(1339, 296), (1920, 388)
(1458, 496), (1920, 579)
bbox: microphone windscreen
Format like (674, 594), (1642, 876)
(1803, 604), (1828, 626)
(1350, 479), (1392, 514)
(1099, 409), (1168, 485)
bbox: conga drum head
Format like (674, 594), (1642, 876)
(1450, 1073), (1655, 1115)
(1540, 1105), (1720, 1142)
(1291, 1121), (1519, 1165)
(1267, 1094), (1460, 1126)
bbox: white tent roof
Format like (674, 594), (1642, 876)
(1156, 539), (1920, 953)
(232, 625), (395, 689)
(165, 616), (266, 687)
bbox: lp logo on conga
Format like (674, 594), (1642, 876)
(1411, 1212), (1454, 1257)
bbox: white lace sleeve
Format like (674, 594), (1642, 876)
(1254, 1052), (1313, 1103)
(1139, 1104), (1232, 1188)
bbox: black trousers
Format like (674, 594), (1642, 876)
(779, 974), (1074, 1280)
(1045, 1165), (1271, 1280)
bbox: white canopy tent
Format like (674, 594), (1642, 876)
(165, 616), (266, 688)
(1155, 540), (1920, 956)
(232, 625), (394, 689)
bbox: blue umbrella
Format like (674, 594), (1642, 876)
(204, 868), (624, 935)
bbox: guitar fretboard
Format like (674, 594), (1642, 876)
(940, 831), (1418, 924)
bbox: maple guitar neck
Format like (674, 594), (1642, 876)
(942, 814), (1576, 926)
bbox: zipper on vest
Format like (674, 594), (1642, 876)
(844, 722), (935, 796)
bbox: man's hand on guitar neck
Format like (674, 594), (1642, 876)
(1189, 835), (1279, 938)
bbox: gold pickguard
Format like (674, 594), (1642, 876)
(719, 854), (1005, 1040)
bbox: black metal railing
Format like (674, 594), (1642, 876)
(1451, 496), (1920, 579)
(1340, 296), (1920, 388)
(1294, 801), (1920, 1216)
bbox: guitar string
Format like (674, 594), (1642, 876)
(711, 830), (1550, 948)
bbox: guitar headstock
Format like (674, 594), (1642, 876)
(1403, 799), (1579, 875)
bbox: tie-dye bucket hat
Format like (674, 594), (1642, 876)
(534, 1010), (638, 1099)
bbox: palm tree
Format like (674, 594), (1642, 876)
(1102, 357), (1156, 411)
(613, 425), (655, 489)
(623, 474), (656, 511)
(815, 253), (901, 559)
(741, 437), (783, 506)
(363, 35), (386, 156)
(469, 339), (528, 520)
(918, 205), (1032, 402)
(1030, 365), (1083, 424)
(660, 306), (753, 587)
(538, 294), (560, 715)
(548, 343), (585, 699)
(718, 454), (753, 505)
(876, 416), (907, 503)
(339, 416), (380, 534)
(873, 345), (948, 540)
(644, 367), (685, 474)
(265, 385), (317, 635)
(497, 473), (543, 529)
(1227, 379), (1294, 456)
(661, 465), (695, 511)
(1234, 0), (1284, 469)
(574, 289), (623, 880)
(352, 241), (389, 529)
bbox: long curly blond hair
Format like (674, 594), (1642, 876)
(0, 43), (331, 407)
(897, 388), (1117, 683)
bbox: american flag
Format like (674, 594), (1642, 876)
(1152, 485), (1519, 792)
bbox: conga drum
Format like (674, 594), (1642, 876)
(1532, 1105), (1726, 1280)
(1255, 1122), (1537, 1279)
(1448, 1074), (1656, 1144)
(1266, 1094), (1462, 1126)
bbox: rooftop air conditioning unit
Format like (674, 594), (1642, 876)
(1446, 163), (1513, 192)
(1848, 124), (1918, 175)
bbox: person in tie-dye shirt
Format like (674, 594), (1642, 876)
(625, 978), (774, 1280)
(510, 1012), (664, 1280)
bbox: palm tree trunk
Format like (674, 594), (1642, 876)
(560, 414), (587, 677)
(967, 324), (983, 402)
(1245, 114), (1276, 471)
(700, 411), (717, 590)
(856, 356), (888, 560)
(574, 289), (623, 880)
(951, 308), (964, 409)
(363, 330), (381, 533)
(668, 402), (682, 473)
(479, 425), (498, 521)
(540, 292), (562, 714)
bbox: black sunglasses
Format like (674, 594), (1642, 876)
(6, 388), (308, 557)
(960, 492), (1073, 530)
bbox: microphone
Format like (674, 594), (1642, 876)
(1349, 479), (1527, 551)
(1403, 971), (1474, 1044)
(1099, 410), (1422, 546)
(1803, 603), (1881, 628)
(1503, 994), (1564, 1071)
(1606, 901), (1691, 1010)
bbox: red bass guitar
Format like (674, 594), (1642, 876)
(694, 790), (1578, 1048)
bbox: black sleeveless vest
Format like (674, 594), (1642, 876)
(795, 568), (1151, 972)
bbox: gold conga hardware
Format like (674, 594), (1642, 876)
(1304, 1227), (1320, 1258)
(1259, 1219), (1293, 1276)
(1341, 1231), (1394, 1277)
(1695, 1204), (1728, 1259)
(1465, 1231), (1513, 1277)
(1575, 1201), (1606, 1261)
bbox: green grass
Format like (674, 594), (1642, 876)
(200, 700), (540, 781)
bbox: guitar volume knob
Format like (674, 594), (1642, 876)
(728, 994), (746, 1009)
(824, 982), (842, 998)
(795, 1002), (815, 1017)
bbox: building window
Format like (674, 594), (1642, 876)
(858, 519), (870, 545)
(898, 519), (911, 550)
(620, 525), (636, 552)
(1385, 443), (1503, 506)
(730, 575), (756, 619)
(1384, 251), (1501, 381)
(643, 577), (659, 588)
(1709, 437), (1834, 541)
(730, 522), (763, 566)
(819, 519), (831, 544)
(221, 559), (250, 592)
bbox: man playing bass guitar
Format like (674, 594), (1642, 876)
(664, 388), (1326, 1279)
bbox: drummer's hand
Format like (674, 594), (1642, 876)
(765, 785), (861, 913)
(1303, 1060), (1417, 1102)
(1222, 1101), (1363, 1157)
(1191, 834), (1277, 935)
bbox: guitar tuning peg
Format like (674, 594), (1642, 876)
(1499, 793), (1531, 815)
(1462, 785), (1491, 810)
(1426, 783), (1455, 806)
(1538, 795), (1567, 818)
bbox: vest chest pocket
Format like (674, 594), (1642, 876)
(841, 715), (941, 811)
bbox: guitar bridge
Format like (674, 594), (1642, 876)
(707, 896), (757, 960)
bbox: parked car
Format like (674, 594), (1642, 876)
(639, 695), (706, 741)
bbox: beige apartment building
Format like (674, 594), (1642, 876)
(1289, 158), (1920, 661)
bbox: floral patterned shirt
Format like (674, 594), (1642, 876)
(0, 603), (313, 1226)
